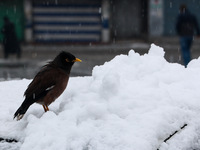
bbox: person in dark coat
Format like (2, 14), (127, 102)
(176, 4), (200, 67)
(1, 16), (21, 59)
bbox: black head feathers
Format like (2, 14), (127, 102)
(51, 51), (81, 69)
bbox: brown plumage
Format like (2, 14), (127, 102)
(14, 51), (81, 120)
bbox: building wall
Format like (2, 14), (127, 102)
(27, 0), (148, 42)
(0, 0), (149, 43)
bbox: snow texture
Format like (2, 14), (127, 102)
(1, 44), (200, 150)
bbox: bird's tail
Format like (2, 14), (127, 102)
(14, 98), (34, 121)
(13, 105), (29, 121)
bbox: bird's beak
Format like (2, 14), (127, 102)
(73, 58), (82, 62)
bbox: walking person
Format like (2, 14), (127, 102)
(1, 16), (21, 59)
(176, 4), (200, 67)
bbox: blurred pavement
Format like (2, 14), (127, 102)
(0, 37), (200, 80)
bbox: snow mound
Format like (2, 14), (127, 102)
(1, 44), (200, 150)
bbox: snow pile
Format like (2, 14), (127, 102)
(1, 44), (200, 150)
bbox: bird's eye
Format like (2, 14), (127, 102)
(65, 58), (70, 62)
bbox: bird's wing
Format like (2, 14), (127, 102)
(24, 66), (58, 101)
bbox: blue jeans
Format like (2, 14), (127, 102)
(180, 36), (193, 67)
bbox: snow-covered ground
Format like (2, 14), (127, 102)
(1, 44), (200, 150)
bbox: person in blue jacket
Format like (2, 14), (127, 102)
(176, 4), (200, 67)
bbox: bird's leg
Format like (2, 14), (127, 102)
(42, 105), (49, 112)
(46, 105), (49, 111)
(42, 105), (46, 112)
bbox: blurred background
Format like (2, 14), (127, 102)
(0, 0), (200, 80)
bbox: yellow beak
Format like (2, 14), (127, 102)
(74, 58), (82, 62)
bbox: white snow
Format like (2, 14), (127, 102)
(1, 44), (200, 150)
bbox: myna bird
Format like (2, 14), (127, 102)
(14, 51), (81, 120)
